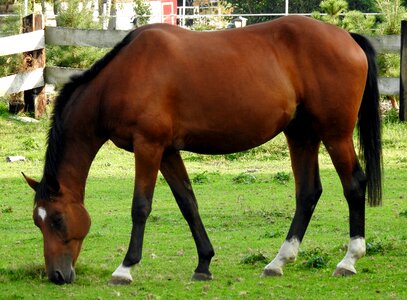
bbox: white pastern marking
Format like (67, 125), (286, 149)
(336, 237), (366, 273)
(264, 237), (300, 273)
(112, 263), (133, 281)
(37, 207), (47, 221)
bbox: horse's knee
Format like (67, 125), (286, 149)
(131, 201), (152, 222)
(297, 185), (322, 213)
(344, 169), (367, 201)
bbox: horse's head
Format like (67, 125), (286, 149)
(23, 173), (91, 284)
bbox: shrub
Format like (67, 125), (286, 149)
(232, 173), (256, 184)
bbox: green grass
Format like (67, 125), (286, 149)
(0, 101), (406, 299)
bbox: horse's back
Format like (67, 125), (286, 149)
(101, 16), (368, 153)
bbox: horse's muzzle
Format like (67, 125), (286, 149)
(48, 266), (76, 284)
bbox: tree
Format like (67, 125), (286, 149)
(226, 0), (273, 24)
(318, 0), (348, 25)
(133, 0), (151, 27)
(56, 0), (99, 28)
(287, 0), (320, 13)
(342, 10), (375, 34)
(347, 0), (377, 12)
(376, 0), (407, 34)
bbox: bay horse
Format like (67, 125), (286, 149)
(23, 15), (382, 285)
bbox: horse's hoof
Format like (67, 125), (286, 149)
(262, 268), (283, 277)
(192, 272), (213, 281)
(333, 267), (356, 277)
(108, 276), (133, 285)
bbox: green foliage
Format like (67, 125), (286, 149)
(224, 151), (248, 161)
(377, 53), (400, 77)
(133, 0), (151, 27)
(240, 252), (269, 266)
(287, 0), (321, 13)
(22, 137), (40, 150)
(0, 13), (22, 77)
(342, 10), (376, 34)
(46, 45), (109, 69)
(259, 231), (282, 239)
(226, 0), (273, 24)
(382, 108), (401, 124)
(320, 0), (348, 17)
(56, 0), (100, 29)
(366, 239), (392, 255)
(232, 172), (257, 184)
(191, 1), (233, 31)
(312, 0), (375, 33)
(273, 171), (290, 184)
(45, 0), (104, 69)
(299, 248), (330, 269)
(348, 0), (378, 11)
(192, 171), (210, 184)
(375, 0), (407, 34)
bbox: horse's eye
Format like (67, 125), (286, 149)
(50, 214), (64, 230)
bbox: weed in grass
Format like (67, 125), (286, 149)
(22, 137), (40, 150)
(382, 108), (400, 124)
(299, 248), (330, 269)
(243, 208), (291, 224)
(1, 206), (13, 214)
(366, 239), (394, 255)
(192, 171), (210, 184)
(273, 171), (290, 184)
(182, 153), (204, 162)
(233, 172), (256, 184)
(240, 252), (269, 266)
(224, 151), (248, 161)
(399, 210), (407, 218)
(259, 231), (282, 239)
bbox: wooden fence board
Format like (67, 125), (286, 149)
(45, 27), (130, 48)
(0, 68), (44, 97)
(378, 77), (399, 95)
(0, 30), (45, 56)
(368, 35), (400, 53)
(45, 66), (84, 87)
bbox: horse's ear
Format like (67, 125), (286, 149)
(45, 174), (60, 195)
(22, 172), (39, 191)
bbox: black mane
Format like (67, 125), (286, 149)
(35, 31), (136, 201)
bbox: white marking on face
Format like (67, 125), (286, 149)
(37, 207), (47, 222)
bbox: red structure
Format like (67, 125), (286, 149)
(150, 0), (177, 25)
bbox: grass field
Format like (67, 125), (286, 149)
(0, 101), (406, 299)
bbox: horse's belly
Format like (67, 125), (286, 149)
(178, 106), (294, 154)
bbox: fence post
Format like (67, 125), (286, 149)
(400, 20), (407, 121)
(22, 13), (46, 118)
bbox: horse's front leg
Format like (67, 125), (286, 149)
(109, 142), (163, 285)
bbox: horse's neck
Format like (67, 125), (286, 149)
(54, 91), (106, 201)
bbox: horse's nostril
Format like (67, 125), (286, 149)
(50, 270), (66, 285)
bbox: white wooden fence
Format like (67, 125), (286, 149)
(0, 22), (403, 115)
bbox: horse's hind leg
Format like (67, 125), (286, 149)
(160, 150), (215, 280)
(324, 137), (367, 276)
(264, 117), (322, 276)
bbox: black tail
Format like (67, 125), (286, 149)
(351, 33), (383, 206)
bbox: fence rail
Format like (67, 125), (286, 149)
(0, 14), (405, 120)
